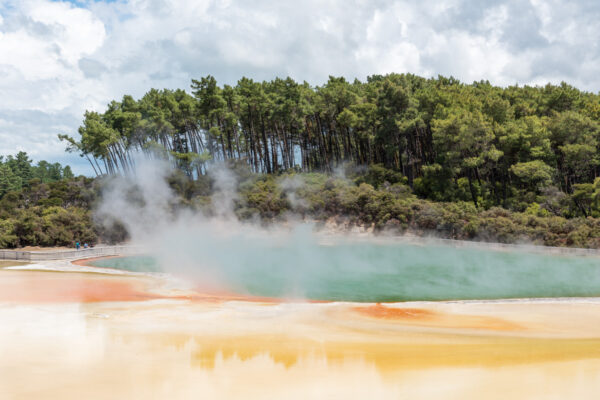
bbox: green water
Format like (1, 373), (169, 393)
(91, 256), (162, 273)
(90, 242), (600, 302)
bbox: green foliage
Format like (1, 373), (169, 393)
(5, 151), (33, 184)
(353, 164), (407, 189)
(0, 152), (75, 199)
(571, 178), (600, 217)
(65, 73), (600, 215)
(237, 176), (288, 219)
(219, 170), (600, 249)
(510, 160), (553, 190)
(0, 175), (98, 248)
(0, 164), (21, 198)
(5, 161), (600, 249)
(0, 219), (18, 248)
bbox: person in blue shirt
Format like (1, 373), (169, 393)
(76, 242), (80, 250)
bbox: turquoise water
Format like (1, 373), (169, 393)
(90, 242), (600, 302)
(91, 256), (162, 273)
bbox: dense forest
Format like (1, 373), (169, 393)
(4, 74), (600, 249)
(1, 156), (600, 249)
(0, 152), (94, 248)
(60, 74), (600, 217)
(3, 161), (600, 249)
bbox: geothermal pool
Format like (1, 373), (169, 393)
(90, 241), (600, 301)
(3, 239), (600, 399)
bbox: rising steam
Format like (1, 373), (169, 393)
(95, 159), (600, 302)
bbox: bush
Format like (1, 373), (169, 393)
(0, 219), (17, 248)
(354, 164), (407, 189)
(0, 177), (99, 248)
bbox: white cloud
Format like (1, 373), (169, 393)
(0, 0), (599, 174)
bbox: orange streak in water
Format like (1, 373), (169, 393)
(352, 303), (523, 331)
(71, 256), (123, 266)
(0, 272), (160, 303)
(353, 303), (435, 319)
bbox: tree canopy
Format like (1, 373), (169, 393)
(0, 152), (73, 198)
(61, 74), (600, 214)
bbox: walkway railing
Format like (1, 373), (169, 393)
(0, 245), (140, 261)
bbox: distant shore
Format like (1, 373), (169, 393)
(4, 221), (600, 262)
(312, 218), (600, 257)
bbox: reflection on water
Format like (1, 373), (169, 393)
(2, 267), (600, 399)
(2, 299), (600, 400)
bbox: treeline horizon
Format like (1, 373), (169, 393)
(0, 152), (74, 198)
(61, 73), (600, 214)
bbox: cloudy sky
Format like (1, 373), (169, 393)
(0, 0), (599, 174)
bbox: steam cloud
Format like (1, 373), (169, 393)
(96, 158), (320, 297)
(95, 159), (600, 302)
